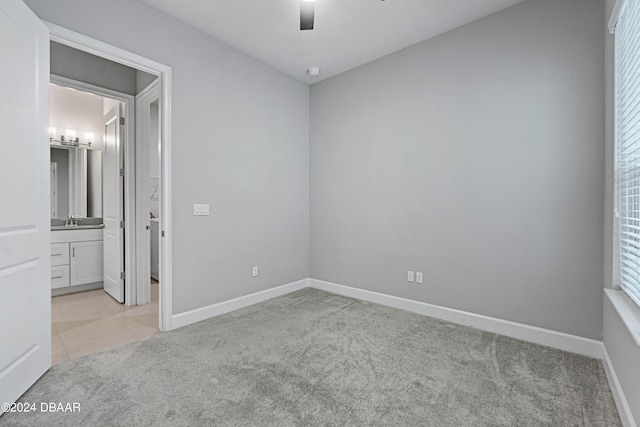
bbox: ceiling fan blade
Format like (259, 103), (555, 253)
(300, 1), (315, 31)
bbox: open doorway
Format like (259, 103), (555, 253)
(0, 2), (173, 403)
(48, 42), (165, 364)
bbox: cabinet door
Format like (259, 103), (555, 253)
(70, 240), (104, 286)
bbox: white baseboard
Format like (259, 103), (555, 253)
(170, 276), (603, 359)
(602, 346), (637, 427)
(171, 278), (309, 329)
(309, 278), (603, 359)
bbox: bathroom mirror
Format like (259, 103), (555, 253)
(50, 146), (102, 219)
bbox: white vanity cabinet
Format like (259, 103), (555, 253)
(51, 228), (103, 292)
(50, 243), (70, 289)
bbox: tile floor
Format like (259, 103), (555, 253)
(51, 280), (159, 365)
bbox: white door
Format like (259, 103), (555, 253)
(103, 106), (125, 303)
(0, 0), (51, 407)
(135, 82), (160, 305)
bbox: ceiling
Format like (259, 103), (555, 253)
(140, 0), (526, 85)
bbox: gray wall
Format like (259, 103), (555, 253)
(310, 0), (604, 339)
(51, 42), (156, 95)
(51, 41), (136, 95)
(27, 0), (310, 314)
(136, 70), (157, 94)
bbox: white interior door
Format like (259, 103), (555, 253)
(0, 0), (51, 408)
(103, 106), (125, 303)
(135, 82), (160, 305)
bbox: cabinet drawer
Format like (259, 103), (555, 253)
(51, 265), (70, 289)
(51, 243), (69, 266)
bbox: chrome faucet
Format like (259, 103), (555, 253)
(65, 215), (77, 227)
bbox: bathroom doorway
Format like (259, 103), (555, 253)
(48, 39), (166, 363)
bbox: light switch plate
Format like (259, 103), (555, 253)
(194, 204), (210, 216)
(416, 272), (423, 284)
(407, 271), (414, 282)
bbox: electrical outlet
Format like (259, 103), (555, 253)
(407, 271), (414, 282)
(252, 266), (258, 277)
(416, 272), (423, 284)
(193, 204), (210, 216)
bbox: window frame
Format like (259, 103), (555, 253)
(613, 0), (640, 308)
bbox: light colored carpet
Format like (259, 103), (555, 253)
(2, 288), (621, 426)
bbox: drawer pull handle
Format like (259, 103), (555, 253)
(51, 276), (62, 279)
(52, 254), (62, 257)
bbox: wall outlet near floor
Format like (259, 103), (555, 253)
(407, 271), (414, 282)
(252, 266), (258, 277)
(416, 272), (423, 284)
(193, 203), (210, 216)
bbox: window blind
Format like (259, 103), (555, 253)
(616, 0), (640, 306)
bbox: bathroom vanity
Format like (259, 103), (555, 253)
(51, 227), (104, 295)
(50, 144), (105, 296)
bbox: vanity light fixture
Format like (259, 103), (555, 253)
(84, 132), (94, 144)
(49, 127), (92, 147)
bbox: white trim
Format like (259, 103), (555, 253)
(309, 279), (604, 359)
(47, 22), (174, 331)
(603, 345), (638, 427)
(609, 0), (626, 34)
(605, 289), (640, 346)
(171, 279), (310, 329)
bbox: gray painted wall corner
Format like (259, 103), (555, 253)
(310, 0), (605, 340)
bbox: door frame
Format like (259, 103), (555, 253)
(51, 74), (134, 304)
(47, 22), (174, 331)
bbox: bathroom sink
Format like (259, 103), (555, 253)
(51, 224), (105, 231)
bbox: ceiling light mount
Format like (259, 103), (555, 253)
(308, 66), (321, 76)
